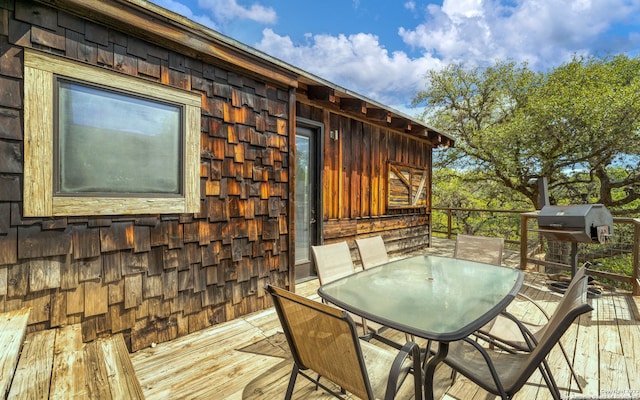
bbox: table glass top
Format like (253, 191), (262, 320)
(318, 255), (523, 341)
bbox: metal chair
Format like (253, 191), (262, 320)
(312, 241), (389, 341)
(442, 274), (593, 400)
(453, 234), (504, 265)
(311, 241), (357, 285)
(475, 264), (589, 392)
(355, 236), (389, 269)
(354, 235), (419, 345)
(266, 284), (423, 400)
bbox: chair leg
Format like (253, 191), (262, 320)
(285, 365), (299, 400)
(538, 359), (562, 400)
(421, 340), (434, 370)
(362, 318), (369, 336)
(557, 341), (584, 392)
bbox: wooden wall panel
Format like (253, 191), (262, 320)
(361, 122), (372, 217)
(340, 117), (350, 219)
(298, 104), (434, 248)
(350, 121), (362, 219)
(309, 110), (433, 221)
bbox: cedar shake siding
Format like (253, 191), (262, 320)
(0, 0), (290, 351)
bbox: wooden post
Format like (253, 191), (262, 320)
(633, 219), (640, 296)
(520, 212), (535, 271)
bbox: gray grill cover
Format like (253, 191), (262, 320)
(537, 204), (613, 243)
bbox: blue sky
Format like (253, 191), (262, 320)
(150, 0), (640, 115)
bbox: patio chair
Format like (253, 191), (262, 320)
(355, 236), (389, 269)
(475, 264), (589, 392)
(311, 241), (357, 285)
(265, 284), (423, 400)
(442, 273), (592, 400)
(453, 234), (504, 265)
(312, 242), (387, 338)
(312, 242), (404, 349)
(355, 236), (417, 344)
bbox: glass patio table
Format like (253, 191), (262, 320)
(317, 254), (524, 400)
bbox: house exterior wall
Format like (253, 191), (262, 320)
(0, 0), (438, 351)
(297, 102), (433, 258)
(0, 0), (290, 351)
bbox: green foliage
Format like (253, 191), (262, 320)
(432, 167), (530, 210)
(431, 167), (532, 240)
(417, 55), (640, 216)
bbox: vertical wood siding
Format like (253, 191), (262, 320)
(321, 112), (432, 220)
(297, 103), (434, 255)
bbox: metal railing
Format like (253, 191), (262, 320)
(432, 207), (640, 295)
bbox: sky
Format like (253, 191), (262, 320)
(150, 0), (640, 116)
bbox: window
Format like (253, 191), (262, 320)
(57, 81), (182, 195)
(387, 161), (429, 209)
(24, 49), (201, 216)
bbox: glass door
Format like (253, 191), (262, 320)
(295, 126), (319, 281)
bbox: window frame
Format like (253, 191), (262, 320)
(386, 161), (430, 210)
(23, 49), (201, 217)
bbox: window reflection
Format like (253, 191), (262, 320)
(57, 81), (182, 195)
(295, 135), (310, 263)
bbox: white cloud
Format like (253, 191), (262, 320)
(400, 0), (640, 68)
(442, 0), (483, 20)
(149, 0), (640, 114)
(152, 0), (219, 29)
(256, 29), (443, 109)
(404, 1), (416, 12)
(197, 0), (276, 24)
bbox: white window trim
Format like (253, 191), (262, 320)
(23, 49), (201, 216)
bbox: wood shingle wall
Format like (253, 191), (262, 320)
(0, 0), (290, 351)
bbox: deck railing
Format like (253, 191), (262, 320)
(431, 207), (640, 295)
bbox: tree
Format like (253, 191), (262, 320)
(415, 56), (640, 215)
(431, 166), (532, 239)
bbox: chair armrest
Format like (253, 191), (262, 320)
(515, 292), (552, 320)
(474, 310), (538, 352)
(385, 341), (423, 400)
(498, 311), (538, 350)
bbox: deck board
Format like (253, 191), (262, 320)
(618, 296), (640, 391)
(8, 329), (55, 400)
(0, 307), (30, 399)
(7, 323), (145, 399)
(130, 239), (640, 400)
(50, 325), (88, 400)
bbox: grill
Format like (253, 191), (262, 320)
(537, 204), (613, 244)
(536, 203), (612, 297)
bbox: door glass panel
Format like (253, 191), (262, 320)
(295, 135), (311, 263)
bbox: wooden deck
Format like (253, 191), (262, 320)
(130, 238), (640, 399)
(0, 310), (144, 399)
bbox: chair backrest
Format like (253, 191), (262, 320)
(566, 263), (588, 291)
(266, 284), (374, 399)
(355, 236), (389, 269)
(311, 242), (356, 285)
(508, 276), (592, 394)
(454, 234), (504, 265)
(531, 263), (589, 341)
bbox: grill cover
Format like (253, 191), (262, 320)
(537, 204), (613, 243)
